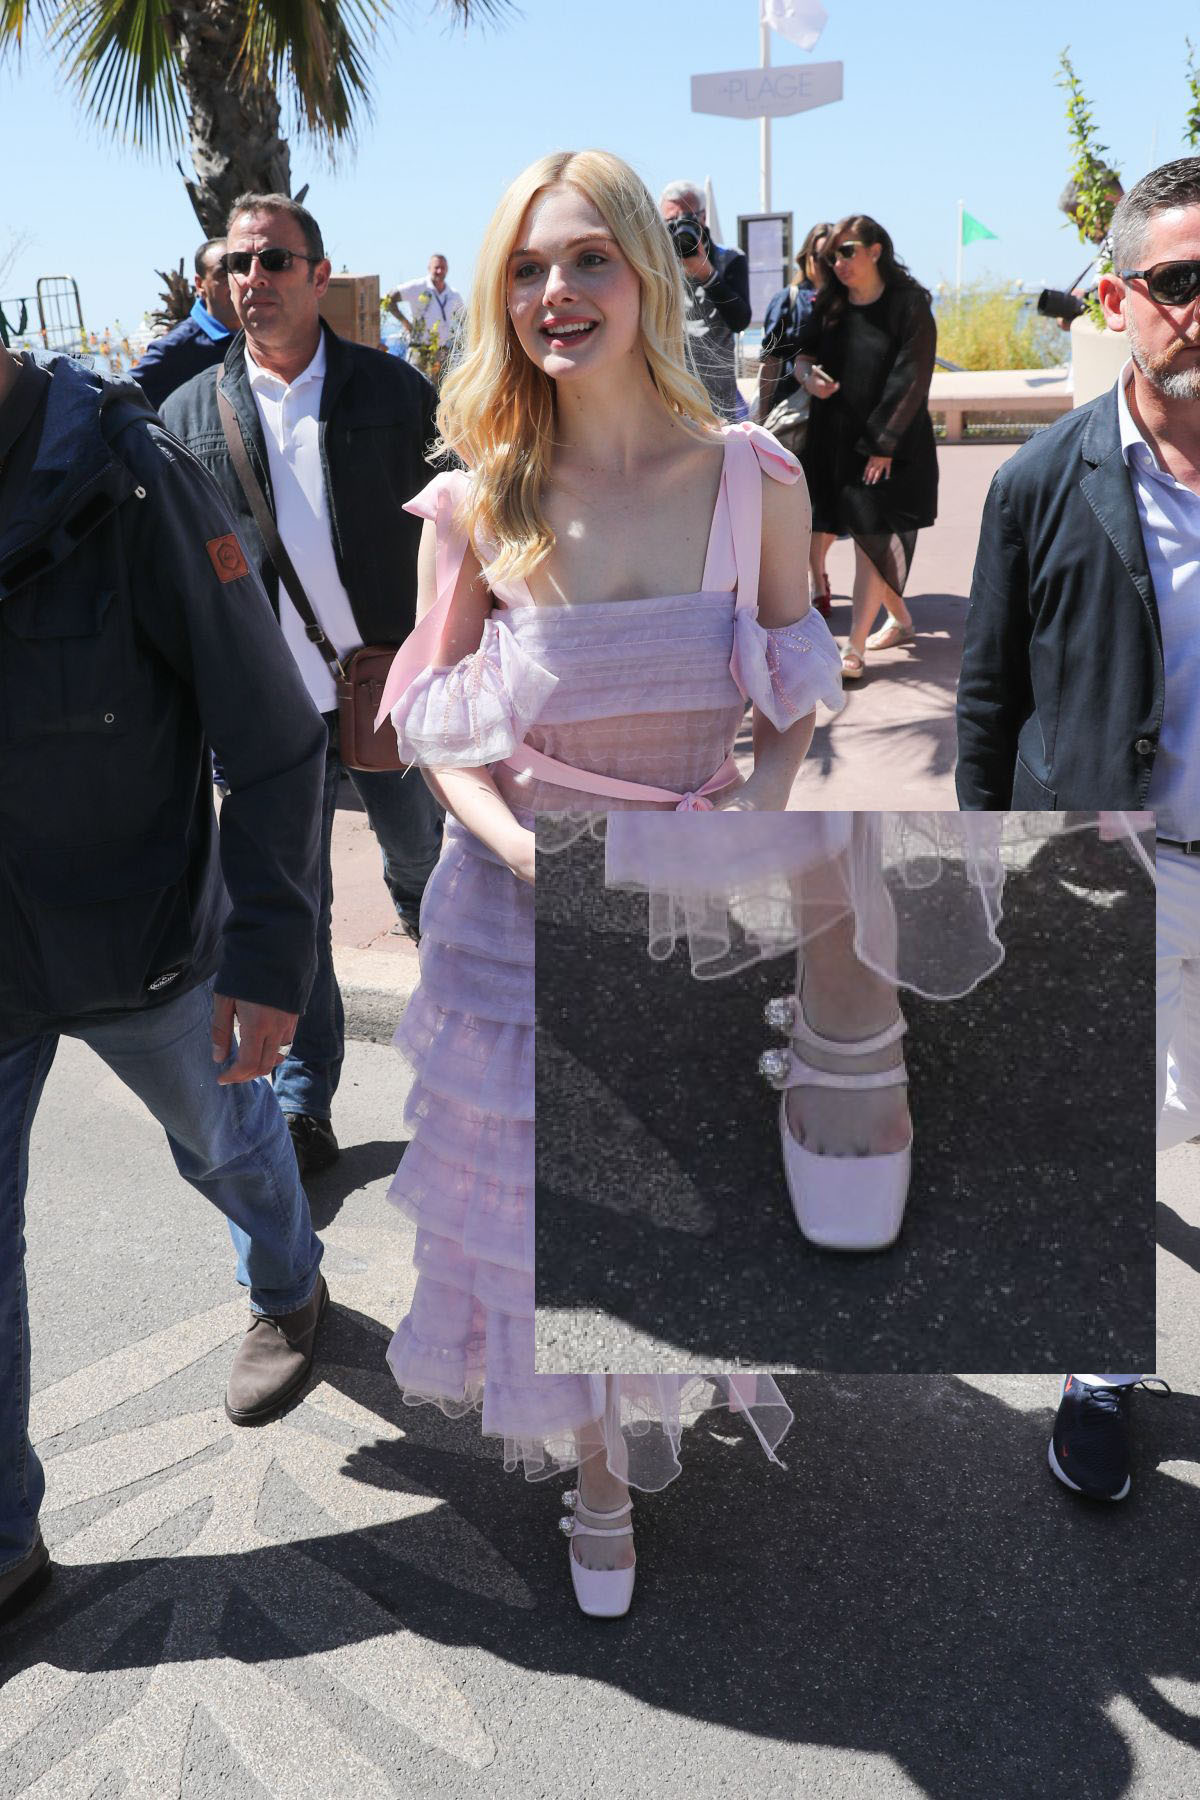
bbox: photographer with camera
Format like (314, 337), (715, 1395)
(659, 180), (752, 419)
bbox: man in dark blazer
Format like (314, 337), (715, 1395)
(954, 165), (1200, 812)
(163, 194), (441, 1176)
(959, 159), (1200, 1506)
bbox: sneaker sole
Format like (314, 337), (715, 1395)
(224, 1280), (330, 1427)
(1046, 1437), (1131, 1501)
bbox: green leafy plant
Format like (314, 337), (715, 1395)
(1056, 49), (1119, 327)
(935, 280), (1064, 371)
(387, 294), (453, 387)
(1186, 39), (1200, 149)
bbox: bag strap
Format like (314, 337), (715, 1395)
(217, 386), (346, 680)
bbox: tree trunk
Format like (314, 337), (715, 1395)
(170, 0), (294, 235)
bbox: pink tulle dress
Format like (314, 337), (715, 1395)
(381, 423), (843, 1491)
(602, 812), (1157, 995)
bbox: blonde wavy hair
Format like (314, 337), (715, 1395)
(436, 148), (721, 584)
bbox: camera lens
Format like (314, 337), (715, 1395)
(667, 216), (704, 260)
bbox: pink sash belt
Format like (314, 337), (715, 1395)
(502, 744), (739, 812)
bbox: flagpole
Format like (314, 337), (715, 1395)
(760, 18), (772, 212)
(956, 199), (963, 298)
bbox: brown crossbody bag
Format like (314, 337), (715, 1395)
(217, 388), (404, 773)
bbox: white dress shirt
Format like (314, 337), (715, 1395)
(245, 336), (362, 713)
(1118, 362), (1200, 839)
(394, 279), (464, 333)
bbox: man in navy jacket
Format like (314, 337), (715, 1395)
(0, 344), (329, 1625)
(132, 239), (238, 410)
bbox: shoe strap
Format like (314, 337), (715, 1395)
(790, 1005), (907, 1058)
(773, 1047), (908, 1093)
(561, 1493), (634, 1539)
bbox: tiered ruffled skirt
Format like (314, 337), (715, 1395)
(385, 819), (793, 1490)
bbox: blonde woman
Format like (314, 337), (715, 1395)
(376, 149), (843, 1617)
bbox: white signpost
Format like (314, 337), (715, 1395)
(691, 21), (843, 211)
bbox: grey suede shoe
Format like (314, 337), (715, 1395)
(0, 1533), (51, 1626)
(225, 1275), (329, 1425)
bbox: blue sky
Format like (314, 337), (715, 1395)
(1, 0), (1195, 334)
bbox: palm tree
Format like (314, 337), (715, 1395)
(0, 0), (508, 233)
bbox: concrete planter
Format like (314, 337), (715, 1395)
(1070, 314), (1129, 406)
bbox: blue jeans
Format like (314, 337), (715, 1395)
(0, 979), (322, 1574)
(273, 713), (441, 1121)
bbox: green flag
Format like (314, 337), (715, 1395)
(961, 210), (998, 246)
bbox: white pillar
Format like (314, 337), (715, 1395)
(760, 22), (772, 213)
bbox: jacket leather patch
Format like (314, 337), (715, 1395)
(206, 533), (249, 583)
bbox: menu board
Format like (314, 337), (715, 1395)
(739, 213), (793, 326)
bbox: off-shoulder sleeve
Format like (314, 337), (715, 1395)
(378, 467), (558, 760)
(390, 617), (558, 767)
(732, 607), (844, 727)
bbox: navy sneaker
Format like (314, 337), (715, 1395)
(1047, 1374), (1170, 1500)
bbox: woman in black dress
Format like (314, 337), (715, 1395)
(781, 214), (938, 679)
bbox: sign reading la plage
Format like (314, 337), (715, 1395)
(691, 61), (843, 119)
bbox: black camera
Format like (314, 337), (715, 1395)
(667, 214), (711, 261)
(1036, 288), (1088, 324)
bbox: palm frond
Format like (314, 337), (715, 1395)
(437, 0), (514, 22)
(239, 0), (379, 142)
(54, 0), (185, 153)
(0, 0), (57, 52)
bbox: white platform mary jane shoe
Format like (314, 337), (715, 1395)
(759, 993), (912, 1252)
(560, 1489), (636, 1619)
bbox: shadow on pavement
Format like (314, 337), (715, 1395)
(1156, 1201), (1200, 1280)
(2, 1303), (1196, 1799)
(534, 830), (1155, 1373)
(303, 1138), (406, 1231)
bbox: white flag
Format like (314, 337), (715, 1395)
(704, 176), (724, 243)
(761, 0), (828, 51)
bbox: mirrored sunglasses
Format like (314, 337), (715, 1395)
(1118, 260), (1200, 307)
(224, 247), (321, 277)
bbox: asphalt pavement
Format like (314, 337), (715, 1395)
(2, 1032), (1197, 1799)
(534, 826), (1156, 1374)
(2, 441), (1193, 1796)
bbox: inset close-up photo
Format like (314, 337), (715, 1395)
(535, 811), (1156, 1375)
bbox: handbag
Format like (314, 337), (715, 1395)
(759, 286), (810, 457)
(762, 380), (810, 458)
(217, 388), (405, 773)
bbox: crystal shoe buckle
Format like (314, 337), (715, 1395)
(758, 1047), (791, 1088)
(763, 995), (798, 1034)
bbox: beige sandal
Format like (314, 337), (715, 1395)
(865, 619), (915, 651)
(841, 647), (866, 680)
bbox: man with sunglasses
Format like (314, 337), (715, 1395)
(132, 239), (239, 410)
(958, 159), (1200, 1501)
(958, 156), (1200, 811)
(162, 193), (442, 1177)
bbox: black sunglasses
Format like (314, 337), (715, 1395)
(1117, 260), (1200, 306)
(224, 247), (322, 277)
(828, 241), (863, 263)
